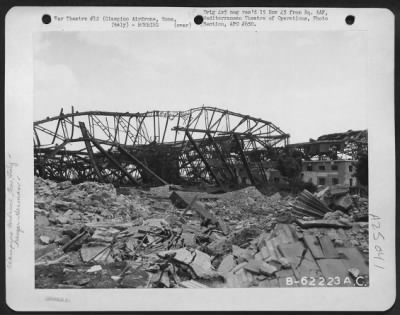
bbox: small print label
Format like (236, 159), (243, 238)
(285, 276), (367, 287)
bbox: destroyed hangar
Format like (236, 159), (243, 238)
(34, 107), (369, 289)
(34, 106), (366, 189)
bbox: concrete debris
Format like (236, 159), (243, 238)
(334, 195), (353, 211)
(348, 267), (361, 278)
(191, 250), (218, 279)
(35, 178), (369, 288)
(80, 245), (114, 263)
(295, 219), (352, 229)
(268, 192), (282, 202)
(243, 260), (278, 275)
(292, 189), (332, 218)
(87, 265), (102, 273)
(217, 254), (237, 275)
(39, 235), (51, 245)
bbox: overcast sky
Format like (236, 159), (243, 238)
(34, 30), (367, 143)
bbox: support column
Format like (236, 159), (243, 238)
(79, 122), (105, 183)
(118, 145), (168, 185)
(206, 132), (236, 181)
(233, 134), (255, 185)
(185, 131), (222, 187)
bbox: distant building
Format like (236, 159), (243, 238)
(257, 167), (285, 184)
(301, 160), (357, 187)
(287, 130), (367, 187)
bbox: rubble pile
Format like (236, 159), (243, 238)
(35, 178), (369, 289)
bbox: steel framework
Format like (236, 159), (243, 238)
(34, 106), (290, 187)
(287, 130), (368, 161)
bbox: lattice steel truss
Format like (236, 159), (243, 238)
(34, 106), (290, 187)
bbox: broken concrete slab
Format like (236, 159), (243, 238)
(143, 218), (170, 229)
(232, 245), (253, 261)
(330, 185), (350, 196)
(56, 215), (71, 225)
(191, 250), (218, 279)
(181, 232), (196, 247)
(158, 248), (194, 264)
(348, 267), (360, 278)
(243, 259), (278, 276)
(39, 235), (51, 245)
(35, 243), (58, 259)
(268, 192), (282, 202)
(62, 230), (90, 252)
(87, 265), (102, 273)
(55, 235), (71, 246)
(318, 235), (340, 259)
(334, 194), (353, 211)
(91, 228), (119, 242)
(35, 215), (50, 227)
(295, 219), (352, 229)
(217, 254), (236, 275)
(303, 234), (325, 259)
(80, 245), (111, 263)
(170, 191), (217, 225)
(224, 268), (255, 288)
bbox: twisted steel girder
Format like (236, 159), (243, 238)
(34, 107), (290, 186)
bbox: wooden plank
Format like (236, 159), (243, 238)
(337, 247), (369, 275)
(118, 145), (168, 185)
(224, 268), (255, 288)
(259, 246), (270, 260)
(270, 238), (284, 259)
(79, 122), (104, 182)
(337, 228), (352, 247)
(274, 223), (294, 244)
(296, 219), (351, 229)
(277, 241), (304, 265)
(292, 250), (323, 282)
(303, 234), (325, 259)
(265, 239), (279, 260)
(278, 242), (322, 284)
(282, 223), (298, 242)
(217, 254), (236, 275)
(318, 235), (340, 259)
(170, 191), (217, 223)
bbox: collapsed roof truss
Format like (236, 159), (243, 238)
(34, 106), (290, 186)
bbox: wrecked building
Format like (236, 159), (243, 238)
(34, 176), (369, 289)
(288, 130), (367, 187)
(34, 107), (290, 188)
(33, 109), (369, 289)
(301, 160), (357, 187)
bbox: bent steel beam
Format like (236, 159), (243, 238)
(185, 131), (223, 187)
(118, 145), (169, 185)
(79, 122), (105, 183)
(233, 134), (256, 185)
(34, 106), (290, 186)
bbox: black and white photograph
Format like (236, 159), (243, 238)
(4, 6), (395, 311)
(33, 29), (369, 289)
